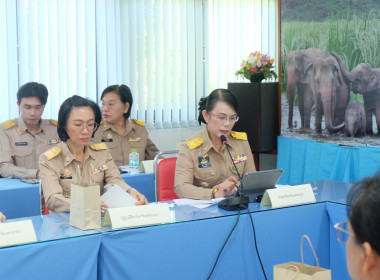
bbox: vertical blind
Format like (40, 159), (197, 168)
(0, 0), (278, 128)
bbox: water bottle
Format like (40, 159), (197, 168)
(129, 149), (140, 174)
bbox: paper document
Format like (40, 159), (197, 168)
(275, 184), (291, 189)
(173, 198), (224, 209)
(118, 165), (129, 173)
(100, 184), (137, 208)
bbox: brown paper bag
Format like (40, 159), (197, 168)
(69, 165), (101, 230)
(273, 235), (331, 280)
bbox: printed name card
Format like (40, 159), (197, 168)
(103, 203), (172, 229)
(260, 184), (316, 208)
(0, 220), (37, 248)
(139, 159), (163, 174)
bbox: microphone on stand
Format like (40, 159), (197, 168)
(217, 135), (250, 211)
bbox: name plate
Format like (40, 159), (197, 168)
(0, 220), (37, 248)
(261, 184), (316, 208)
(103, 203), (172, 229)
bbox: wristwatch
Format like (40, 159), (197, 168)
(211, 188), (219, 199)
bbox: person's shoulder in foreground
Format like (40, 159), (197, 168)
(343, 173), (380, 280)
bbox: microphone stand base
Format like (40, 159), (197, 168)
(218, 196), (250, 211)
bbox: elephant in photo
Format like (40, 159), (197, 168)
(332, 51), (380, 135)
(311, 55), (350, 134)
(286, 48), (328, 129)
(344, 101), (366, 137)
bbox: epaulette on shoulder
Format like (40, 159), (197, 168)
(90, 143), (107, 150)
(231, 131), (247, 140)
(44, 146), (62, 160)
(133, 119), (145, 126)
(186, 137), (203, 150)
(1, 120), (16, 130)
(50, 119), (58, 126)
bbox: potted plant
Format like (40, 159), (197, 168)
(235, 51), (278, 83)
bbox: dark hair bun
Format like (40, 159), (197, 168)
(197, 97), (208, 125)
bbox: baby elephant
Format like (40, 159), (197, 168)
(344, 101), (366, 137)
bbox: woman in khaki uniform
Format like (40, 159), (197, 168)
(175, 89), (256, 200)
(93, 85), (159, 166)
(39, 95), (148, 213)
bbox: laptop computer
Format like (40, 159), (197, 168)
(238, 169), (284, 203)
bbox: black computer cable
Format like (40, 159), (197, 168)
(243, 205), (267, 280)
(206, 209), (241, 280)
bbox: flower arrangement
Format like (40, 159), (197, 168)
(235, 51), (278, 82)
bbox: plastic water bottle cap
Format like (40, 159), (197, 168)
(131, 149), (137, 152)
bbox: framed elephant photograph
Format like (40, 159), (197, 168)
(281, 0), (380, 146)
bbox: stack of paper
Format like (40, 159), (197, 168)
(173, 198), (224, 209)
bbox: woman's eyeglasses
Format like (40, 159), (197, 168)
(209, 112), (239, 123)
(334, 221), (355, 243)
(71, 122), (99, 131)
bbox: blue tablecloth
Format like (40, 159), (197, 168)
(326, 202), (350, 280)
(0, 179), (40, 219)
(121, 172), (155, 202)
(99, 203), (330, 280)
(277, 136), (380, 185)
(0, 234), (101, 280)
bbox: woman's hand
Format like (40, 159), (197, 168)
(101, 201), (109, 209)
(129, 188), (149, 205)
(100, 201), (109, 216)
(213, 176), (239, 198)
(0, 211), (6, 222)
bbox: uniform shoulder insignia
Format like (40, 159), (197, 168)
(49, 119), (58, 126)
(44, 146), (62, 160)
(90, 143), (107, 150)
(186, 137), (204, 150)
(1, 120), (16, 130)
(100, 119), (104, 125)
(133, 119), (145, 126)
(231, 131), (247, 140)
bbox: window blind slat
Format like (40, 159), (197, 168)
(171, 1), (180, 128)
(136, 1), (145, 122)
(145, 0), (155, 129)
(154, 1), (163, 128)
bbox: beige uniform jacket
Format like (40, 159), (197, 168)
(39, 142), (132, 213)
(93, 119), (159, 166)
(174, 129), (256, 200)
(0, 117), (60, 179)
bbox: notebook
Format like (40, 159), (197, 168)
(239, 169), (284, 202)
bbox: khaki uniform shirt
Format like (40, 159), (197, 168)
(174, 129), (256, 200)
(93, 119), (159, 166)
(0, 117), (60, 179)
(39, 142), (132, 213)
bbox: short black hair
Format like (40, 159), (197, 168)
(347, 173), (380, 255)
(57, 95), (102, 142)
(197, 88), (238, 125)
(101, 84), (133, 119)
(17, 82), (49, 105)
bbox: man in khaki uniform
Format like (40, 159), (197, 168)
(0, 82), (59, 179)
(93, 118), (159, 166)
(174, 129), (256, 200)
(40, 142), (135, 213)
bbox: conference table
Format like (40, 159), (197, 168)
(0, 180), (352, 280)
(0, 172), (156, 219)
